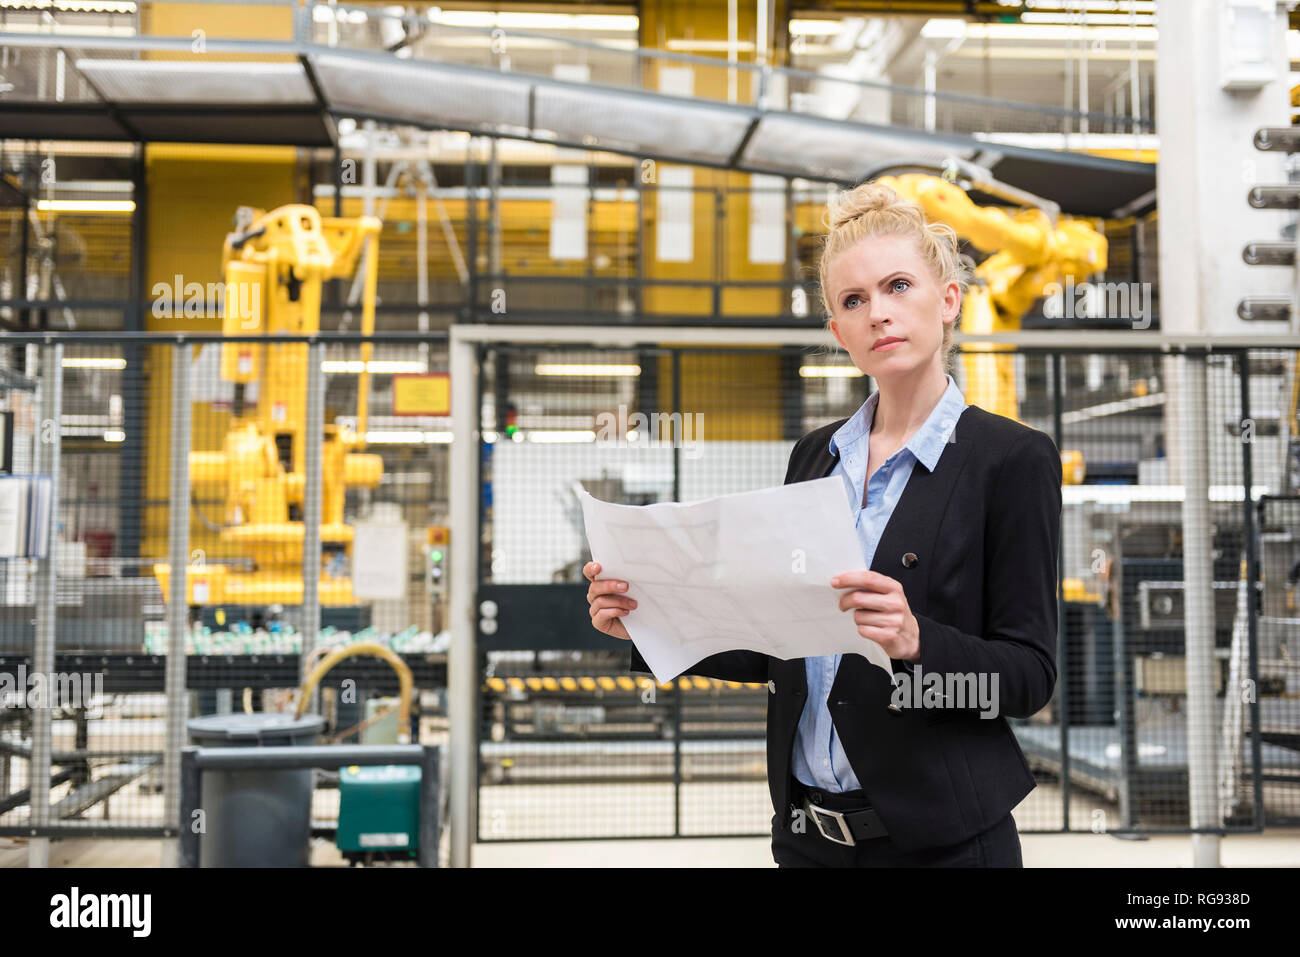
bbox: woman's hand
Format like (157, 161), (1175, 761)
(831, 570), (920, 662)
(583, 561), (636, 641)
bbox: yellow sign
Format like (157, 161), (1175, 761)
(393, 373), (450, 416)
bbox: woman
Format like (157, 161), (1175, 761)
(584, 180), (1062, 867)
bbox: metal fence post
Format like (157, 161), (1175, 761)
(27, 342), (61, 868)
(449, 329), (479, 867)
(300, 340), (325, 704)
(1051, 351), (1071, 829)
(162, 340), (191, 866)
(672, 684), (682, 837)
(1179, 350), (1220, 866)
(419, 743), (441, 868)
(1238, 351), (1263, 828)
(671, 348), (683, 835)
(179, 747), (201, 868)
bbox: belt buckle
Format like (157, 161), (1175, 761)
(808, 803), (856, 847)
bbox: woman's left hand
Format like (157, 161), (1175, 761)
(830, 570), (921, 663)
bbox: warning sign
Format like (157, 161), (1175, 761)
(392, 373), (450, 416)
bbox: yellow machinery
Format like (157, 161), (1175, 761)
(874, 170), (1109, 486)
(154, 204), (385, 607)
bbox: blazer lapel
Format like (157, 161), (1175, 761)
(829, 404), (979, 699)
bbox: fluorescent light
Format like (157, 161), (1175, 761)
(799, 365), (863, 377)
(922, 18), (968, 40)
(1027, 0), (1156, 9)
(533, 361), (639, 377)
(62, 357), (126, 370)
(526, 430), (597, 443)
(951, 45), (1156, 60)
(322, 360), (429, 374)
(1021, 12), (1156, 25)
(36, 200), (135, 213)
(364, 430), (453, 444)
(788, 19), (843, 36)
(103, 430), (125, 443)
(963, 23), (1156, 42)
(665, 39), (756, 52)
(1062, 485), (1271, 505)
(429, 11), (637, 31)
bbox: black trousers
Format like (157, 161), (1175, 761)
(772, 779), (1023, 868)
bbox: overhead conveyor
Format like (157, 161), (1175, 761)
(0, 25), (1154, 219)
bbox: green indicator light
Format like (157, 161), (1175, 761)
(431, 549), (443, 562)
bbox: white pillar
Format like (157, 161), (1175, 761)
(448, 329), (480, 867)
(1155, 0), (1292, 867)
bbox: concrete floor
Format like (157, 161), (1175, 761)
(3, 829), (1299, 867)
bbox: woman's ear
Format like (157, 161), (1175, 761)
(827, 317), (847, 351)
(942, 280), (962, 323)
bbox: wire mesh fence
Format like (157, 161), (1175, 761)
(0, 334), (1296, 845)
(0, 334), (449, 842)
(471, 341), (1300, 841)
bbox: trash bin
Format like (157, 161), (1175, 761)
(187, 712), (325, 868)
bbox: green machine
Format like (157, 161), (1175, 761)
(336, 764), (422, 864)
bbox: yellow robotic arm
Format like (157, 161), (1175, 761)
(874, 171), (1108, 484)
(154, 205), (386, 609)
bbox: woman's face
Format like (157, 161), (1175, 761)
(824, 233), (960, 383)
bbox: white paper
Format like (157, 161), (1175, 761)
(578, 477), (894, 683)
(351, 522), (408, 600)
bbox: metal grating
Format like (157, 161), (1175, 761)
(312, 52), (533, 134)
(75, 59), (315, 105)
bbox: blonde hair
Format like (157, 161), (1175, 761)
(817, 180), (970, 373)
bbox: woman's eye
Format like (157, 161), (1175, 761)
(844, 294), (861, 309)
(891, 279), (910, 293)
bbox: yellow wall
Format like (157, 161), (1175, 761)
(640, 0), (790, 440)
(142, 1), (295, 59)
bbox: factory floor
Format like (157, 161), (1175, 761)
(3, 830), (1299, 868)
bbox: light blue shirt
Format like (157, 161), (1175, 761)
(791, 374), (968, 792)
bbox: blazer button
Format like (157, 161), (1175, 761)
(902, 552), (918, 568)
(767, 680), (776, 694)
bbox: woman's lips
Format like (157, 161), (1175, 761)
(872, 337), (905, 352)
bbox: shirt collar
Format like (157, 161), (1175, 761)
(827, 374), (967, 473)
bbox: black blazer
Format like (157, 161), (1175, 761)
(628, 403), (1063, 851)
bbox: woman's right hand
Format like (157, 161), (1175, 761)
(583, 561), (636, 641)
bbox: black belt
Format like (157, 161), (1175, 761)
(794, 781), (889, 846)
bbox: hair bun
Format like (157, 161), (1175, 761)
(827, 182), (899, 229)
